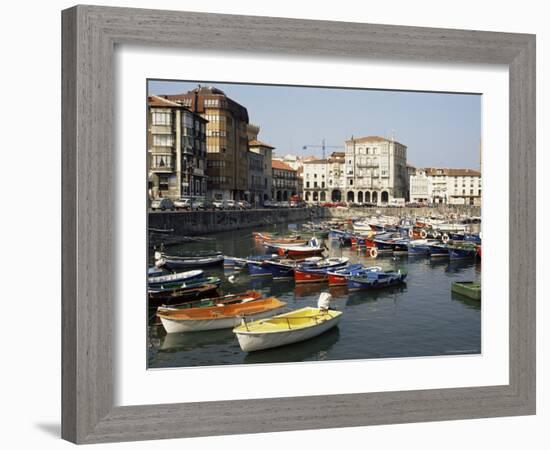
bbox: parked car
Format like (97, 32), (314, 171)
(237, 200), (252, 209)
(150, 198), (174, 211)
(225, 200), (237, 209)
(263, 200), (275, 208)
(212, 200), (226, 210)
(173, 198), (192, 210)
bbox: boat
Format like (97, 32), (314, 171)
(448, 244), (477, 260)
(156, 290), (263, 313)
(294, 257), (350, 283)
(347, 269), (407, 291)
(148, 284), (220, 306)
(155, 252), (225, 269)
(407, 239), (439, 256)
(327, 264), (380, 286)
(263, 260), (296, 279)
(148, 276), (222, 301)
(276, 237), (326, 258)
(224, 254), (276, 269)
(233, 293), (342, 352)
(148, 269), (204, 287)
(476, 244), (482, 259)
(451, 281), (481, 300)
(428, 243), (450, 258)
(157, 297), (287, 333)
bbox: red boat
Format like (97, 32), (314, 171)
(294, 269), (329, 283)
(327, 272), (347, 286)
(278, 246), (325, 258)
(476, 244), (482, 258)
(294, 257), (349, 284)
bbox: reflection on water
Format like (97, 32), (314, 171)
(148, 222), (481, 368)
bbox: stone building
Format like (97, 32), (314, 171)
(163, 86), (250, 201)
(272, 160), (299, 202)
(248, 124), (274, 204)
(302, 152), (345, 203)
(343, 136), (408, 204)
(147, 95), (208, 200)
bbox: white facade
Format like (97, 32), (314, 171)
(302, 152), (345, 203)
(409, 169), (432, 203)
(343, 136), (408, 204)
(409, 168), (482, 206)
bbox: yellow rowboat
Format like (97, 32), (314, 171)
(157, 297), (286, 333)
(233, 306), (342, 352)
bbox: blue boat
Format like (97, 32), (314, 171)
(463, 233), (482, 244)
(373, 239), (394, 253)
(392, 239), (410, 253)
(347, 269), (407, 291)
(224, 254), (276, 269)
(247, 261), (273, 277)
(449, 246), (477, 260)
(263, 260), (296, 279)
(428, 243), (450, 257)
(449, 232), (465, 241)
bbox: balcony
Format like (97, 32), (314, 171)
(150, 164), (173, 173)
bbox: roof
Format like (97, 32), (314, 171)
(148, 95), (182, 107)
(302, 159), (327, 164)
(345, 135), (406, 147)
(424, 168), (481, 177)
(249, 139), (275, 149)
(272, 160), (296, 171)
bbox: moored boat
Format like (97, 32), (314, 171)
(157, 297), (287, 333)
(448, 244), (477, 259)
(155, 252), (224, 269)
(294, 257), (350, 283)
(148, 269), (204, 287)
(157, 290), (263, 313)
(428, 243), (450, 258)
(347, 269), (407, 291)
(233, 293), (342, 352)
(451, 281), (481, 300)
(327, 264), (378, 286)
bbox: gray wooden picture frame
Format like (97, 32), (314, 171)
(62, 5), (536, 444)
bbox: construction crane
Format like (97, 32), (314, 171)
(302, 138), (343, 160)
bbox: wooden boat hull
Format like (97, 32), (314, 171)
(233, 307), (342, 352)
(157, 290), (262, 313)
(158, 298), (286, 333)
(294, 269), (328, 283)
(264, 261), (295, 279)
(278, 247), (324, 258)
(148, 284), (220, 306)
(428, 244), (449, 257)
(148, 269), (204, 287)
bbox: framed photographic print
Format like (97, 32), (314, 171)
(62, 5), (536, 444)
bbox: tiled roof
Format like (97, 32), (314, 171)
(345, 136), (406, 147)
(272, 160), (296, 171)
(425, 168), (481, 177)
(148, 95), (182, 107)
(302, 159), (327, 164)
(249, 139), (275, 149)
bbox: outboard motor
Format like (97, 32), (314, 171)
(318, 292), (332, 311)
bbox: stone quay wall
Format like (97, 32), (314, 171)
(148, 207), (321, 236)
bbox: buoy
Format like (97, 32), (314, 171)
(369, 247), (378, 258)
(420, 229), (427, 239)
(408, 228), (414, 238)
(442, 233), (450, 243)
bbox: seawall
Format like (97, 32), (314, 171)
(323, 205), (481, 219)
(148, 207), (321, 236)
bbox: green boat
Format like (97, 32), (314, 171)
(451, 281), (481, 300)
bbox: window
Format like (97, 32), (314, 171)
(204, 99), (220, 108)
(306, 181), (310, 188)
(153, 134), (173, 147)
(349, 179), (353, 186)
(152, 111), (171, 125)
(158, 174), (170, 190)
(152, 155), (172, 168)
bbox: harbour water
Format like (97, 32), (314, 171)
(147, 221), (481, 368)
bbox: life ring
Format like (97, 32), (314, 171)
(420, 229), (428, 239)
(369, 247), (378, 258)
(408, 228), (414, 238)
(442, 233), (450, 244)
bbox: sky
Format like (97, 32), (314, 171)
(148, 80), (481, 169)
